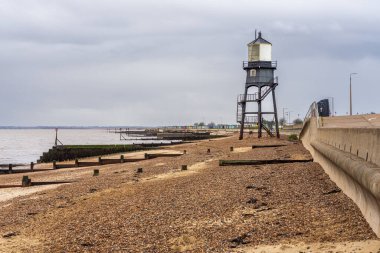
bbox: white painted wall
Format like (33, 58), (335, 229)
(248, 43), (272, 61)
(259, 44), (272, 61)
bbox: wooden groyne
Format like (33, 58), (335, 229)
(113, 127), (227, 141)
(157, 132), (217, 140)
(38, 142), (182, 163)
(1, 152), (184, 174)
(219, 158), (313, 166)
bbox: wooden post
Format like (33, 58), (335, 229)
(53, 161), (57, 170)
(93, 169), (99, 176)
(98, 157), (102, 165)
(30, 162), (34, 171)
(22, 176), (31, 187)
(75, 159), (79, 167)
(181, 165), (188, 171)
(230, 147), (234, 152)
(55, 128), (58, 147)
(120, 155), (124, 163)
(8, 164), (12, 174)
(144, 153), (149, 159)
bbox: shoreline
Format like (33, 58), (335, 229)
(0, 128), (230, 165)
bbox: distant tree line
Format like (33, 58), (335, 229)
(192, 117), (305, 130)
(278, 117), (303, 127)
(193, 122), (217, 129)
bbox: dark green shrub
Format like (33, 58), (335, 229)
(288, 134), (298, 141)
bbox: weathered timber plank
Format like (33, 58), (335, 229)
(252, 144), (287, 149)
(219, 159), (313, 166)
(145, 153), (183, 159)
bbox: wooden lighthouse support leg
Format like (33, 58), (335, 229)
(239, 87), (248, 140)
(258, 87), (262, 138)
(272, 88), (280, 138)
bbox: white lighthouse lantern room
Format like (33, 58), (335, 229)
(247, 31), (272, 62)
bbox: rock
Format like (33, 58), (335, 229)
(3, 231), (17, 238)
(323, 188), (342, 195)
(229, 230), (255, 247)
(80, 242), (94, 247)
(253, 202), (268, 209)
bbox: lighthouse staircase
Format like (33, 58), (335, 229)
(236, 79), (278, 137)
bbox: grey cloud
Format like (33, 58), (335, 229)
(0, 0), (379, 126)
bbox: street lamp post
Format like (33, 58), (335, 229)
(350, 73), (358, 116)
(285, 112), (288, 125)
(282, 108), (287, 125)
(288, 111), (293, 125)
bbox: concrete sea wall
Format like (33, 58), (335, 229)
(300, 118), (380, 237)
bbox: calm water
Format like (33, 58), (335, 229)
(0, 129), (163, 164)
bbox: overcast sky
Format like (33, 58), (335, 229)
(0, 0), (379, 126)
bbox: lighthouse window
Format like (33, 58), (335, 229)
(250, 69), (256, 76)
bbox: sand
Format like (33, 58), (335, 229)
(240, 240), (380, 253)
(0, 184), (64, 203)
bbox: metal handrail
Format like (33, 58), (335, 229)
(303, 101), (321, 128)
(237, 93), (257, 103)
(243, 61), (277, 68)
(237, 82), (276, 103)
(237, 115), (258, 124)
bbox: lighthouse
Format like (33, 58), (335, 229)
(237, 31), (280, 139)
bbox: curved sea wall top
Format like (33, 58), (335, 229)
(300, 115), (380, 237)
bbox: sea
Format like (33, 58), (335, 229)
(0, 128), (164, 165)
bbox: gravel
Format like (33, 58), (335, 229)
(0, 134), (376, 252)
